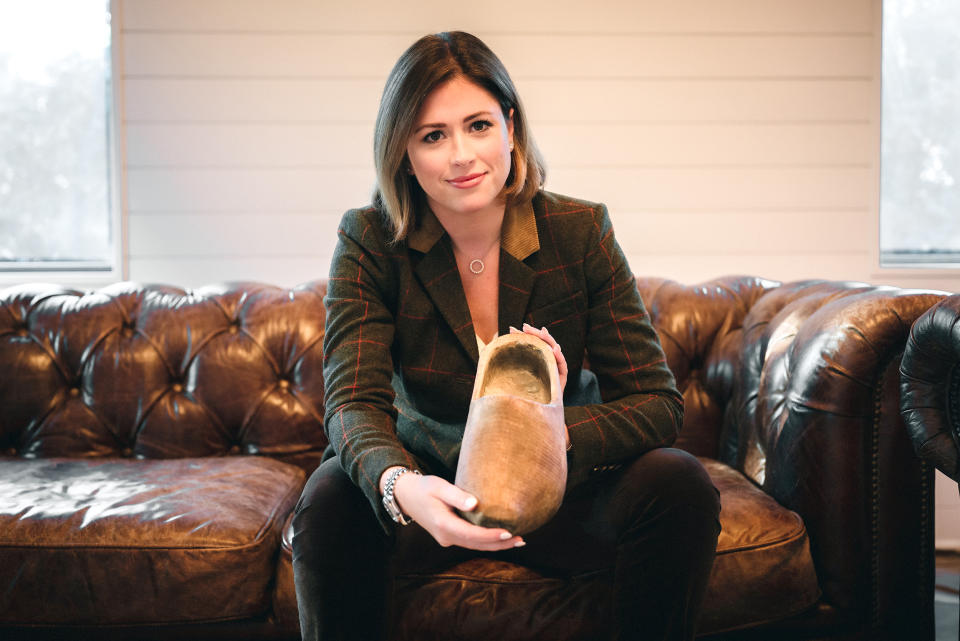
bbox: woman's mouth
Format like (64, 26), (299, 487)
(447, 173), (485, 189)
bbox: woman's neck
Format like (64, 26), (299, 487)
(430, 201), (506, 258)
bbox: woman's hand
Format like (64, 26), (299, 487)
(383, 467), (525, 551)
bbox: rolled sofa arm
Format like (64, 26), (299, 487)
(900, 294), (960, 483)
(734, 281), (945, 621)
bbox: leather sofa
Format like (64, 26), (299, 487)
(0, 276), (945, 640)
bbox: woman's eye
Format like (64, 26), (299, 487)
(423, 130), (443, 143)
(470, 120), (493, 132)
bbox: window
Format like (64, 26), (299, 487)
(0, 0), (120, 278)
(881, 0), (960, 267)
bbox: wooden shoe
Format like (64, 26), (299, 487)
(454, 333), (567, 534)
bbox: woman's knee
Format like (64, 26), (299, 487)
(292, 457), (384, 561)
(618, 447), (720, 519)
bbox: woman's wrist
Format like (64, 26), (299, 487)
(380, 466), (406, 495)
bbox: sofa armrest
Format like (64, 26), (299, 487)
(738, 283), (944, 627)
(901, 293), (960, 483)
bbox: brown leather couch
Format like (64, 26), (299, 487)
(0, 276), (945, 640)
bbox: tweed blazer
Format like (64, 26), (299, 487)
(323, 190), (683, 528)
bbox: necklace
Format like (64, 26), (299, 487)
(459, 236), (500, 277)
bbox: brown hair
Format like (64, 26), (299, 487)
(372, 31), (545, 243)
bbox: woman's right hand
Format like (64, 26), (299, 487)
(391, 470), (525, 551)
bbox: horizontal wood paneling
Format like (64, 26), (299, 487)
(121, 1), (880, 289)
(126, 166), (869, 213)
(123, 33), (872, 78)
(126, 210), (868, 260)
(124, 78), (871, 123)
(127, 168), (375, 213)
(123, 0), (871, 34)
(520, 79), (872, 123)
(936, 471), (960, 548)
(127, 255), (332, 287)
(125, 123), (375, 167)
(612, 210), (871, 255)
(125, 122), (871, 167)
(548, 166), (871, 211)
(538, 123), (873, 166)
(128, 212), (343, 257)
(624, 252), (872, 286)
(123, 78), (383, 123)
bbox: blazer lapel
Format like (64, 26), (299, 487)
(498, 198), (540, 334)
(413, 236), (479, 362)
(498, 251), (536, 335)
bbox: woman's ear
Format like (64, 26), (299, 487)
(507, 108), (515, 148)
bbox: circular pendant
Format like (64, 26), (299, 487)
(469, 259), (485, 275)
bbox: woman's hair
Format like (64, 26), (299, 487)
(373, 31), (546, 244)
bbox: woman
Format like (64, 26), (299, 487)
(292, 31), (720, 641)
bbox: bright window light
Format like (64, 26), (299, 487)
(881, 0), (960, 267)
(0, 0), (116, 273)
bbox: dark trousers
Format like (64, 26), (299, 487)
(292, 447), (720, 641)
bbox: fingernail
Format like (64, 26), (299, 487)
(464, 496), (478, 510)
(499, 532), (512, 540)
(509, 326), (518, 332)
(514, 540), (526, 547)
(523, 323), (533, 330)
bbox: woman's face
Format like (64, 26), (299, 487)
(406, 75), (514, 223)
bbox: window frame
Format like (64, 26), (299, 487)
(873, 0), (960, 278)
(0, 0), (127, 287)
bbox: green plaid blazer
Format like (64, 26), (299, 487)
(323, 190), (683, 528)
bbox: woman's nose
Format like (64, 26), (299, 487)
(450, 133), (474, 166)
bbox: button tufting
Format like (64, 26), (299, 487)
(172, 383), (184, 393)
(279, 379), (290, 390)
(122, 447), (133, 457)
(69, 387), (80, 397)
(17, 328), (28, 338)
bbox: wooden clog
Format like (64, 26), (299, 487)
(454, 333), (567, 534)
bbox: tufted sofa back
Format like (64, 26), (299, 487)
(2, 275), (941, 486)
(1, 275), (782, 471)
(0, 281), (329, 472)
(636, 276), (778, 461)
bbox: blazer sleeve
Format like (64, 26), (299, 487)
(323, 208), (420, 529)
(563, 203), (684, 488)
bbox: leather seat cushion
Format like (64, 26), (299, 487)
(391, 457), (820, 639)
(697, 458), (820, 634)
(0, 457), (304, 626)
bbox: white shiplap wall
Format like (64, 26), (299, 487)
(119, 0), (960, 544)
(121, 0), (881, 287)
